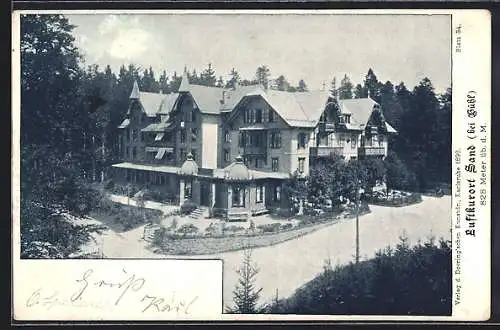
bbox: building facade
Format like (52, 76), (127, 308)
(112, 72), (397, 220)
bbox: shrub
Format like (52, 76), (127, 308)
(281, 223), (293, 230)
(177, 223), (199, 236)
(205, 223), (218, 236)
(180, 200), (198, 215)
(257, 223), (282, 233)
(225, 225), (245, 233)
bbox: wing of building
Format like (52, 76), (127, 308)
(112, 72), (397, 220)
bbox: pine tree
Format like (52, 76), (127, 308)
(338, 74), (353, 99)
(169, 71), (182, 92)
(363, 68), (382, 101)
(273, 75), (289, 91)
(255, 65), (271, 89)
(200, 63), (217, 86)
(225, 68), (241, 88)
(226, 249), (264, 313)
(159, 69), (169, 94)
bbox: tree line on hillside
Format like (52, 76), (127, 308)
(19, 14), (451, 258)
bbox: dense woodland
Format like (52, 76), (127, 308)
(20, 14), (451, 258)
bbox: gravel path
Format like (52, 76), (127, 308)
(82, 195), (451, 308)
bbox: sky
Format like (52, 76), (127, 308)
(68, 12), (452, 93)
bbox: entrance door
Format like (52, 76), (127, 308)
(200, 182), (211, 207)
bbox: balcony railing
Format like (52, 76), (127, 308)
(310, 146), (344, 157)
(319, 122), (336, 132)
(242, 146), (266, 156)
(359, 146), (386, 156)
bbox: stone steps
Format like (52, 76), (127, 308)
(188, 207), (208, 220)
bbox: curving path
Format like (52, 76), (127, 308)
(87, 195), (452, 307)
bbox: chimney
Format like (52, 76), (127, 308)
(220, 90), (226, 105)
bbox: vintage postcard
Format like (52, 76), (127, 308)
(12, 9), (491, 322)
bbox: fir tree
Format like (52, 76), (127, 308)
(338, 74), (354, 99)
(226, 249), (264, 313)
(255, 65), (271, 89)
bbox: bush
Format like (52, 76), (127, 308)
(257, 223), (282, 233)
(177, 223), (199, 236)
(367, 192), (422, 207)
(266, 237), (452, 315)
(281, 223), (293, 230)
(180, 200), (198, 215)
(225, 225), (246, 234)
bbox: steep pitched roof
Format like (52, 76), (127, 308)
(338, 98), (378, 128)
(232, 88), (331, 128)
(185, 84), (226, 114)
(138, 92), (168, 117)
(158, 92), (179, 114)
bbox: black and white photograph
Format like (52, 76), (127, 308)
(12, 10), (491, 321)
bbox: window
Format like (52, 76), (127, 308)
(224, 131), (231, 143)
(132, 129), (138, 142)
(125, 130), (129, 142)
(365, 136), (372, 147)
(238, 132), (246, 148)
(126, 169), (131, 182)
(351, 134), (357, 148)
(272, 157), (279, 172)
(254, 158), (264, 169)
(269, 131), (281, 148)
(274, 185), (281, 202)
(268, 110), (275, 122)
(344, 114), (351, 124)
(180, 148), (187, 162)
(298, 157), (305, 173)
(191, 149), (197, 160)
(232, 186), (245, 207)
(191, 110), (196, 123)
(256, 185), (264, 203)
(379, 135), (384, 146)
(125, 147), (130, 159)
(132, 147), (137, 159)
(338, 134), (345, 147)
(297, 133), (308, 149)
(372, 134), (378, 146)
(185, 180), (193, 199)
(180, 129), (186, 143)
(224, 149), (230, 162)
(191, 128), (198, 142)
(255, 109), (262, 123)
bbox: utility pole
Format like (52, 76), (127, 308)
(355, 177), (360, 264)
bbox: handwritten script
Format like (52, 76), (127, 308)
(25, 268), (199, 315)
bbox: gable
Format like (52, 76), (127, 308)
(226, 90), (330, 128)
(226, 95), (289, 130)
